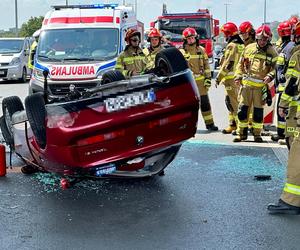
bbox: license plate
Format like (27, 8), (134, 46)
(0, 71), (5, 75)
(104, 89), (156, 113)
(95, 164), (116, 176)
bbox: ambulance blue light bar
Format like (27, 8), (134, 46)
(53, 4), (119, 10)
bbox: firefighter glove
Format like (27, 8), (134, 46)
(262, 85), (272, 106)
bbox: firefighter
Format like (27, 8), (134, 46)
(238, 21), (256, 135)
(181, 27), (218, 131)
(28, 29), (40, 71)
(271, 21), (294, 142)
(115, 28), (146, 78)
(274, 21), (299, 150)
(239, 21), (256, 47)
(268, 22), (300, 214)
(233, 25), (278, 143)
(216, 22), (244, 134)
(143, 28), (163, 71)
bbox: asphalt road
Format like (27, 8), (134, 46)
(0, 79), (298, 250)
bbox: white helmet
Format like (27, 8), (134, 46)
(32, 29), (41, 38)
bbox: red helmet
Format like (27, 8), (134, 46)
(239, 21), (253, 34)
(293, 22), (300, 37)
(221, 22), (238, 37)
(182, 27), (197, 39)
(148, 28), (162, 38)
(277, 21), (292, 37)
(125, 28), (141, 43)
(256, 25), (272, 40)
(289, 16), (299, 27)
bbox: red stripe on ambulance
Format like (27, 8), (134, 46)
(43, 16), (120, 24)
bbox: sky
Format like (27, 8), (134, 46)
(0, 0), (299, 31)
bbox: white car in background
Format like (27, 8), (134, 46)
(0, 37), (31, 82)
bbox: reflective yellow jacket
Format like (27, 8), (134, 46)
(235, 43), (278, 87)
(244, 37), (255, 48)
(28, 41), (38, 70)
(216, 41), (244, 83)
(143, 46), (162, 71)
(181, 44), (211, 81)
(279, 44), (300, 108)
(115, 46), (146, 78)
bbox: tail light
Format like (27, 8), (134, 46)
(149, 112), (192, 128)
(77, 129), (125, 146)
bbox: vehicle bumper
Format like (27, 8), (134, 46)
(0, 65), (23, 80)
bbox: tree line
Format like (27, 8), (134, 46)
(0, 16), (43, 37)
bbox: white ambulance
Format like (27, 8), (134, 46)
(29, 4), (143, 95)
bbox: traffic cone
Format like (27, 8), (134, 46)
(0, 144), (6, 177)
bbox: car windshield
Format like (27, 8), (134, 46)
(158, 18), (211, 40)
(0, 39), (24, 54)
(37, 28), (119, 62)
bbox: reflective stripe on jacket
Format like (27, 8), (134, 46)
(115, 46), (146, 78)
(180, 44), (211, 80)
(28, 41), (37, 70)
(216, 41), (244, 83)
(235, 43), (278, 81)
(143, 46), (162, 71)
(279, 45), (300, 108)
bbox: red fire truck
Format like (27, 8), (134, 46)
(150, 6), (219, 69)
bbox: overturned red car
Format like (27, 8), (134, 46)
(0, 48), (199, 179)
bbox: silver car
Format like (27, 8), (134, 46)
(0, 37), (31, 82)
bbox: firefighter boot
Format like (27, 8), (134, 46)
(233, 128), (247, 142)
(254, 135), (263, 143)
(222, 126), (237, 134)
(231, 130), (238, 136)
(233, 135), (247, 142)
(206, 124), (219, 131)
(271, 134), (285, 142)
(267, 199), (300, 215)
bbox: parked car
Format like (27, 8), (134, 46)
(0, 37), (31, 82)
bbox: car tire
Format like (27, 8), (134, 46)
(2, 96), (25, 148)
(19, 67), (27, 83)
(25, 93), (46, 149)
(155, 47), (188, 76)
(0, 116), (14, 149)
(101, 70), (125, 84)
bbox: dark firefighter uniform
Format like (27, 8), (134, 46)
(272, 21), (295, 142)
(268, 44), (300, 214)
(274, 40), (295, 142)
(277, 44), (300, 149)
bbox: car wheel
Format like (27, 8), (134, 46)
(101, 70), (125, 84)
(25, 93), (46, 149)
(19, 67), (27, 83)
(0, 116), (14, 149)
(155, 47), (188, 76)
(2, 96), (25, 148)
